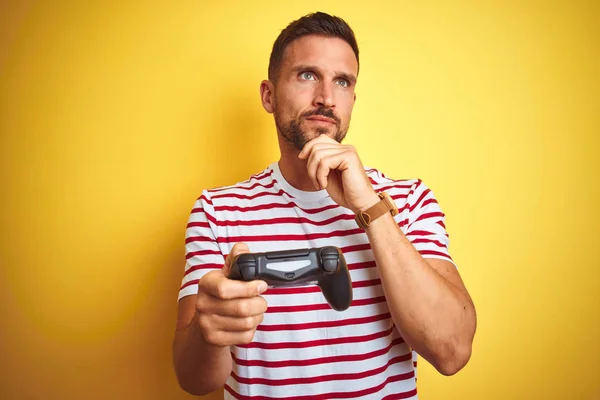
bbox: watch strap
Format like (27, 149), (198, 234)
(355, 192), (398, 229)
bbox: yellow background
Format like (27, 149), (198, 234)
(1, 1), (598, 399)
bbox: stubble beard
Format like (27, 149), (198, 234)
(274, 101), (349, 151)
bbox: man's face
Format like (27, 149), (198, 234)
(271, 35), (358, 150)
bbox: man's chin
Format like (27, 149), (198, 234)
(314, 129), (344, 143)
(304, 125), (335, 138)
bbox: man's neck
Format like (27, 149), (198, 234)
(277, 136), (319, 192)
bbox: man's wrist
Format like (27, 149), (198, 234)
(354, 191), (399, 229)
(352, 191), (381, 214)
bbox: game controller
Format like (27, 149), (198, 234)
(228, 246), (353, 311)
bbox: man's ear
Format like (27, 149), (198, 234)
(260, 80), (275, 114)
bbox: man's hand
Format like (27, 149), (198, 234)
(194, 243), (268, 348)
(298, 135), (379, 213)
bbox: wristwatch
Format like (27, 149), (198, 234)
(355, 191), (398, 229)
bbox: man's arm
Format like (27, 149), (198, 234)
(172, 296), (232, 395)
(363, 208), (476, 375)
(298, 135), (477, 376)
(172, 244), (268, 395)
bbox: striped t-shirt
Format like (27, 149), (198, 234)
(179, 161), (454, 399)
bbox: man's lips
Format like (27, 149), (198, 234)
(306, 116), (336, 124)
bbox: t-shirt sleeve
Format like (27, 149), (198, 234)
(402, 180), (455, 267)
(178, 190), (225, 301)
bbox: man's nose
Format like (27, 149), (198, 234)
(313, 82), (335, 109)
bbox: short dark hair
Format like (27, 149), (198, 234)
(268, 12), (359, 84)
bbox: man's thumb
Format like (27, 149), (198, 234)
(222, 242), (250, 276)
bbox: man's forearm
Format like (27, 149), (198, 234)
(172, 313), (232, 395)
(365, 212), (476, 375)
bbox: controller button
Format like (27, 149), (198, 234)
(237, 254), (255, 263)
(320, 247), (338, 257)
(285, 272), (295, 279)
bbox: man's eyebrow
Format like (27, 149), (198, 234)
(290, 64), (357, 85)
(290, 64), (317, 73)
(336, 71), (357, 85)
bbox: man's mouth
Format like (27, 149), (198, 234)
(306, 116), (336, 125)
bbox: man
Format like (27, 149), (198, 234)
(172, 11), (476, 399)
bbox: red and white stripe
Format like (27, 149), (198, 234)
(179, 162), (454, 399)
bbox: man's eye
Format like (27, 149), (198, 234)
(336, 79), (350, 87)
(300, 72), (315, 80)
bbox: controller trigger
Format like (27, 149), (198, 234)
(320, 247), (339, 273)
(237, 254), (257, 280)
(240, 264), (256, 280)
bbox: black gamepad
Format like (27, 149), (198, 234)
(228, 246), (353, 311)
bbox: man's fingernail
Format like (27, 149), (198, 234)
(257, 282), (268, 294)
